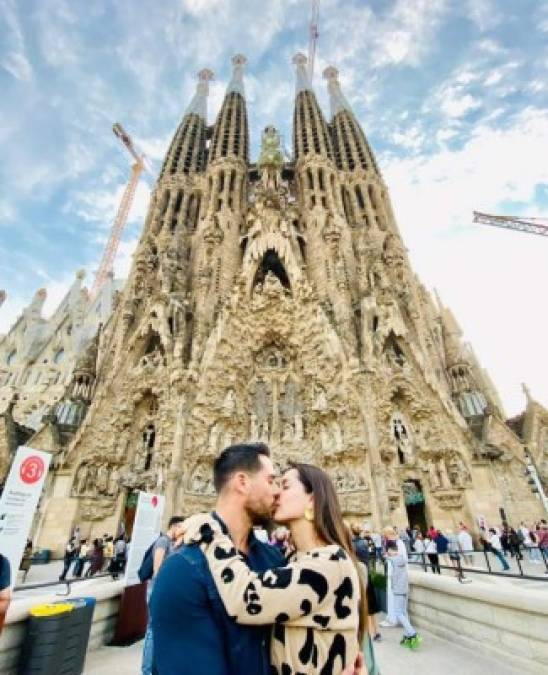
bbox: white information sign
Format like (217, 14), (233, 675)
(124, 491), (165, 587)
(0, 446), (51, 589)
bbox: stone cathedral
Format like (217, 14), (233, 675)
(3, 54), (546, 553)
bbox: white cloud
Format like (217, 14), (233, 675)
(383, 107), (548, 413)
(0, 0), (33, 81)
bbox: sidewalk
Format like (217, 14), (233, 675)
(83, 624), (518, 674)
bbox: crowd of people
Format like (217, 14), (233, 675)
(59, 531), (129, 581)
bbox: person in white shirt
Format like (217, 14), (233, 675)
(380, 527), (407, 628)
(488, 528), (510, 571)
(457, 525), (474, 566)
(424, 536), (440, 574)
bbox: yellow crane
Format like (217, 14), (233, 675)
(473, 211), (548, 238)
(89, 123), (147, 301)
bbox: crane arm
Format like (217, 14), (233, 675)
(308, 0), (320, 82)
(473, 211), (548, 238)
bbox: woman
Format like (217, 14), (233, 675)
(425, 535), (440, 574)
(86, 539), (104, 576)
(184, 463), (367, 674)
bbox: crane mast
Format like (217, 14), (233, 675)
(473, 211), (548, 238)
(89, 124), (146, 302)
(308, 0), (320, 81)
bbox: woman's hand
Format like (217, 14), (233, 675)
(341, 652), (366, 674)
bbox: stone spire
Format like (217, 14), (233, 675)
(226, 54), (247, 97)
(209, 55), (249, 163)
(159, 68), (214, 178)
(184, 68), (214, 119)
(322, 65), (379, 174)
(292, 52), (312, 94)
(292, 53), (333, 162)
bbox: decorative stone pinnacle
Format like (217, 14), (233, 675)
(227, 54), (246, 96)
(292, 53), (308, 66)
(198, 68), (214, 82)
(322, 66), (339, 82)
(76, 269), (86, 281)
(292, 53), (312, 94)
(232, 54), (247, 67)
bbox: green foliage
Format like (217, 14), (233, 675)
(369, 570), (387, 590)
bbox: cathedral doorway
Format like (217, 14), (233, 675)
(122, 490), (139, 539)
(403, 479), (427, 532)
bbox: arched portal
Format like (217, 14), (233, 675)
(253, 249), (291, 290)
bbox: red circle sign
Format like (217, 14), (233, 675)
(20, 456), (45, 484)
(151, 496), (158, 507)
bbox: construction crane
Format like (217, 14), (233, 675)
(89, 123), (147, 301)
(308, 0), (320, 82)
(473, 211), (548, 238)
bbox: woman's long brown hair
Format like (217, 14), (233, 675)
(291, 462), (368, 644)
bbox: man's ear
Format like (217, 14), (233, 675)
(232, 471), (250, 495)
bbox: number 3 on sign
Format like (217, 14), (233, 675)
(20, 456), (45, 485)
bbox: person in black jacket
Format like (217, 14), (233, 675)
(351, 523), (370, 565)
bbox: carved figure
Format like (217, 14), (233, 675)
(107, 466), (120, 496)
(96, 463), (109, 494)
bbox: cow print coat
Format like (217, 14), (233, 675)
(185, 514), (361, 675)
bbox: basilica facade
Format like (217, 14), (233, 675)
(1, 54), (546, 553)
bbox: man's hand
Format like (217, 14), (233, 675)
(341, 652), (365, 675)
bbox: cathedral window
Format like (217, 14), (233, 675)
(368, 184), (377, 209)
(307, 168), (314, 190)
(219, 170), (225, 193)
(253, 249), (291, 290)
(53, 349), (65, 365)
(318, 168), (325, 191)
(6, 349), (16, 366)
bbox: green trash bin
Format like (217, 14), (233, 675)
(61, 597), (96, 674)
(18, 603), (75, 674)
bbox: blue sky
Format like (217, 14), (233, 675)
(1, 0), (548, 415)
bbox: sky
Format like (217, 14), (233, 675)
(1, 0), (547, 416)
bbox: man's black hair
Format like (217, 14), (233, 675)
(168, 516), (185, 529)
(213, 442), (270, 493)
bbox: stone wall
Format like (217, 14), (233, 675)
(409, 570), (548, 674)
(0, 580), (123, 674)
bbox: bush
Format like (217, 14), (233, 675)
(369, 571), (387, 590)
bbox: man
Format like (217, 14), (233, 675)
(488, 528), (510, 571)
(59, 538), (77, 581)
(151, 443), (361, 674)
(0, 553), (11, 635)
(457, 524), (474, 566)
(142, 515), (185, 675)
(351, 523), (369, 566)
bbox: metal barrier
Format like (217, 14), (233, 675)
(405, 546), (548, 582)
(13, 573), (114, 597)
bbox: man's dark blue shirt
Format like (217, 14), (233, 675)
(150, 518), (284, 675)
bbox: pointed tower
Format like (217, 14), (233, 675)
(190, 55), (250, 364)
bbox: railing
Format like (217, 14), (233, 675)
(13, 572), (115, 597)
(403, 546), (548, 582)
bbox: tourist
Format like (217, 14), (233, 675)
(447, 529), (471, 583)
(427, 525), (438, 540)
(522, 522), (541, 563)
(380, 526), (407, 627)
(537, 523), (548, 572)
(413, 532), (426, 564)
(269, 526), (290, 555)
(488, 528), (510, 571)
(86, 538), (104, 576)
(182, 461), (366, 675)
(458, 524), (474, 566)
(508, 528), (523, 560)
(500, 526), (510, 556)
(425, 534), (440, 573)
(73, 539), (89, 577)
(385, 540), (422, 649)
(59, 538), (77, 581)
(103, 535), (114, 571)
(371, 529), (383, 565)
(0, 553), (11, 636)
(141, 516), (185, 675)
(351, 523), (370, 566)
(111, 536), (127, 578)
(150, 443), (363, 675)
(434, 529), (449, 567)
